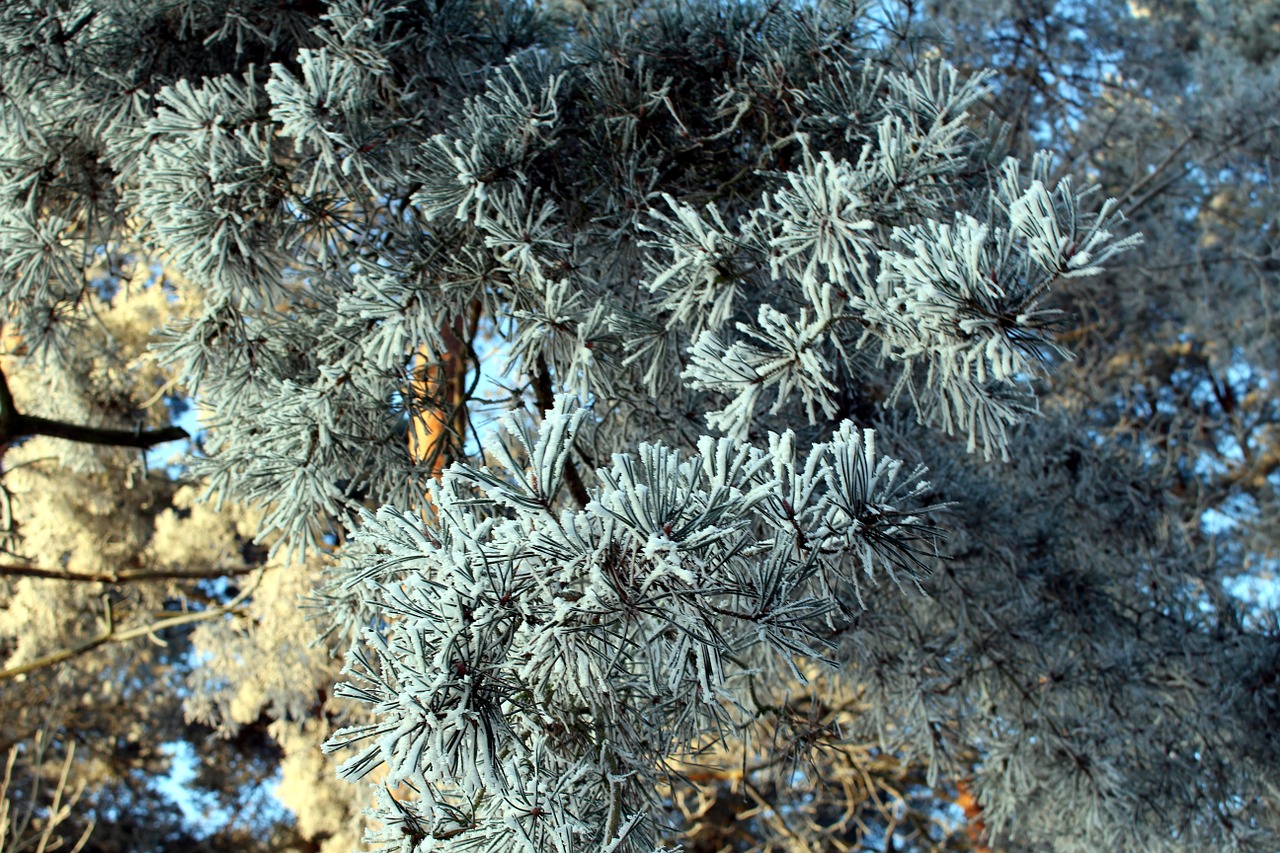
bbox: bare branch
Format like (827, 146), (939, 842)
(0, 570), (264, 682)
(0, 563), (260, 584)
(0, 368), (188, 451)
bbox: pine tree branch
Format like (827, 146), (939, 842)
(0, 368), (188, 450)
(1114, 131), (1196, 212)
(1121, 123), (1280, 218)
(0, 562), (261, 584)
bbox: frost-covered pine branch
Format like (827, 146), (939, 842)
(0, 0), (1273, 851)
(324, 397), (938, 850)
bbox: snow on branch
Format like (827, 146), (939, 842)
(323, 397), (939, 850)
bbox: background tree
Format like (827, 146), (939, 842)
(0, 265), (363, 850)
(0, 1), (1276, 852)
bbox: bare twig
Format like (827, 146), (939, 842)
(1122, 123), (1280, 219)
(0, 731), (93, 853)
(1114, 132), (1196, 211)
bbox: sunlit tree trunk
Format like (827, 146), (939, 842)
(406, 306), (480, 480)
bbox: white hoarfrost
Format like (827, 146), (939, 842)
(325, 397), (937, 850)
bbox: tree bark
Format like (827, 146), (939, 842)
(407, 305), (481, 478)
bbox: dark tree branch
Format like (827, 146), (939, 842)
(0, 562), (261, 584)
(0, 367), (188, 450)
(10, 415), (189, 449)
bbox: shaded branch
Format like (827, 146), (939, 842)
(10, 415), (189, 449)
(0, 562), (261, 584)
(1122, 123), (1280, 219)
(0, 367), (188, 451)
(1114, 131), (1196, 211)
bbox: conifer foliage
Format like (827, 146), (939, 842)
(0, 0), (1276, 851)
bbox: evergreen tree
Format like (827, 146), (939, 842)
(0, 1), (1276, 851)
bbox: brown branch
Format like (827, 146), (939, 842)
(0, 570), (264, 682)
(0, 607), (242, 682)
(955, 778), (994, 853)
(533, 355), (591, 508)
(1114, 131), (1196, 212)
(0, 563), (261, 584)
(0, 367), (188, 450)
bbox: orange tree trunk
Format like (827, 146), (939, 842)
(407, 306), (479, 481)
